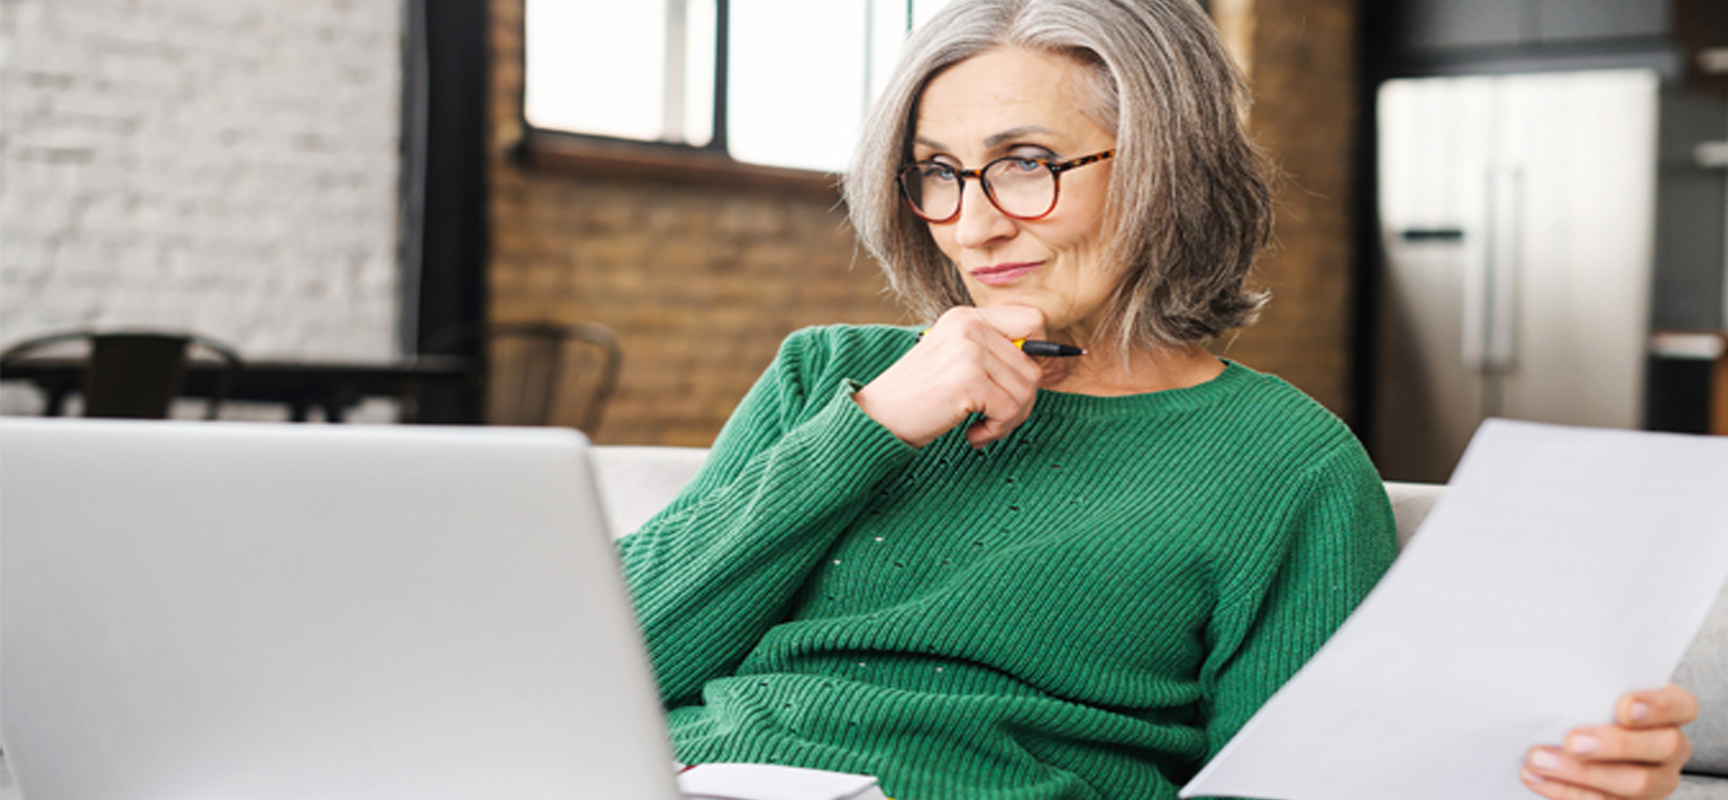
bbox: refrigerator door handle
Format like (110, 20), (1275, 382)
(1462, 167), (1493, 371)
(1486, 166), (1522, 371)
(1465, 165), (1521, 372)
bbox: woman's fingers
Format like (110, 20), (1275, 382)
(1521, 762), (1613, 800)
(1522, 746), (1681, 800)
(1520, 685), (1698, 800)
(953, 307), (1044, 447)
(853, 306), (1047, 448)
(1563, 724), (1692, 765)
(965, 364), (1040, 447)
(1616, 685), (1698, 729)
(960, 338), (1041, 448)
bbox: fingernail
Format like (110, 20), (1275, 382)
(1568, 734), (1600, 754)
(1630, 701), (1651, 722)
(1521, 768), (1546, 784)
(1530, 750), (1563, 770)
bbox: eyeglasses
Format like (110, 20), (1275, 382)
(897, 149), (1114, 223)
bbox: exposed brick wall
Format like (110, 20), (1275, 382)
(488, 0), (902, 446)
(487, 0), (1358, 444)
(0, 0), (404, 375)
(1213, 0), (1360, 419)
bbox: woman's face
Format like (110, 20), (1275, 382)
(912, 47), (1119, 339)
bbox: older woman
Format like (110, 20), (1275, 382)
(617, 1), (1697, 798)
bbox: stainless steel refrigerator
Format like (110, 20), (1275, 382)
(1373, 69), (1660, 483)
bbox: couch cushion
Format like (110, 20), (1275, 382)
(1383, 481), (1445, 549)
(1674, 579), (1728, 776)
(588, 445), (709, 539)
(1673, 773), (1728, 799)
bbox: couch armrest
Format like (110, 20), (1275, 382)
(1675, 581), (1728, 778)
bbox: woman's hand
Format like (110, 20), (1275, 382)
(853, 306), (1047, 449)
(1521, 684), (1698, 800)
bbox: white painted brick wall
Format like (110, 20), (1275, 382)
(0, 0), (404, 413)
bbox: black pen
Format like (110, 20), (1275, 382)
(917, 329), (1086, 357)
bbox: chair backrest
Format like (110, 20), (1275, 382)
(425, 322), (623, 433)
(0, 330), (241, 420)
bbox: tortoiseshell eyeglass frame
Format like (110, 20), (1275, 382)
(896, 149), (1115, 223)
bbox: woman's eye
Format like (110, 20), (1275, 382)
(1002, 157), (1044, 173)
(922, 162), (959, 180)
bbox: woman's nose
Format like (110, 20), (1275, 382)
(952, 179), (1017, 248)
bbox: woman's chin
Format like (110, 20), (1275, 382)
(973, 295), (1058, 320)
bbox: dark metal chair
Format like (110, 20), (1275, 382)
(0, 330), (242, 420)
(421, 321), (622, 434)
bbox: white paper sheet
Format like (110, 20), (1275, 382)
(677, 763), (886, 800)
(1182, 419), (1728, 800)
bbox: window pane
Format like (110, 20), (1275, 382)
(867, 0), (910, 102)
(872, 0), (954, 103)
(682, 0), (717, 145)
(524, 0), (715, 146)
(910, 0), (956, 30)
(727, 0), (872, 172)
(728, 0), (961, 172)
(523, 0), (962, 172)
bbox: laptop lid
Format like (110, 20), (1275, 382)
(0, 418), (680, 800)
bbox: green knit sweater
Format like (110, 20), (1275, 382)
(619, 325), (1397, 800)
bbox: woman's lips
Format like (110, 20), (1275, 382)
(968, 262), (1040, 286)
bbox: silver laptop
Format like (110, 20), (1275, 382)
(0, 418), (681, 800)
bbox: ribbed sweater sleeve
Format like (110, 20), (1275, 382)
(618, 328), (917, 704)
(1198, 438), (1399, 763)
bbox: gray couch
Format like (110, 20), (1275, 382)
(590, 447), (1728, 797)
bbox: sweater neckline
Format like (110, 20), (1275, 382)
(876, 326), (1258, 419)
(1030, 359), (1255, 418)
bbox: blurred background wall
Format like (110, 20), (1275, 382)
(489, 0), (905, 446)
(5, 0), (1719, 458)
(487, 0), (1364, 444)
(0, 0), (404, 372)
(1210, 0), (1360, 417)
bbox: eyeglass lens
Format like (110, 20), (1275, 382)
(905, 158), (1058, 221)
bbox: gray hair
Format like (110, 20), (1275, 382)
(844, 0), (1275, 349)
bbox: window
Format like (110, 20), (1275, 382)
(523, 0), (957, 174)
